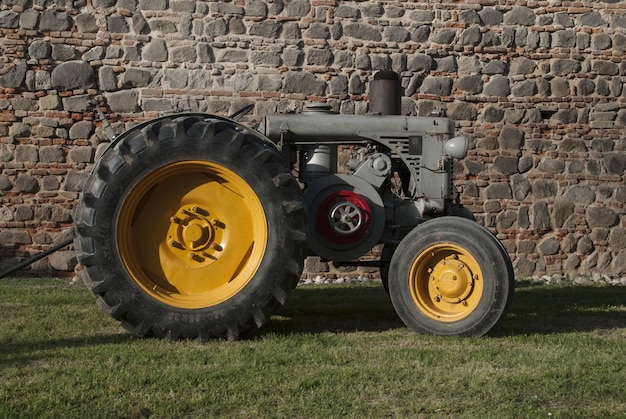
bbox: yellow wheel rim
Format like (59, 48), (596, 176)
(409, 243), (484, 322)
(116, 161), (267, 309)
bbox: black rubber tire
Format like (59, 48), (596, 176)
(74, 114), (307, 340)
(388, 217), (514, 337)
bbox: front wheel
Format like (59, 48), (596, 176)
(388, 217), (514, 336)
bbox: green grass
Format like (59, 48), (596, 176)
(1, 279), (625, 418)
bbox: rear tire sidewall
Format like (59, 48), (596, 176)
(78, 116), (304, 338)
(388, 217), (513, 336)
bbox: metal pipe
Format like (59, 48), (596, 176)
(0, 238), (74, 279)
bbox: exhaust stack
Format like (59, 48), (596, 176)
(369, 71), (401, 116)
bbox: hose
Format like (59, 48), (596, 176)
(0, 237), (74, 279)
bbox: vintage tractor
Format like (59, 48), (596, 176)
(73, 73), (514, 340)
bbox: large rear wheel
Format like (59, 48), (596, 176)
(388, 217), (514, 336)
(74, 114), (307, 340)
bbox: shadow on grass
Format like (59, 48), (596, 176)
(496, 282), (626, 335)
(261, 282), (626, 337)
(2, 282), (624, 360)
(0, 333), (136, 367)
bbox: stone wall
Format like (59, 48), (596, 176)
(0, 0), (625, 279)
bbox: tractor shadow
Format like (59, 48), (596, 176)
(494, 281), (626, 336)
(260, 282), (626, 337)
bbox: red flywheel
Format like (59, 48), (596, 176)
(317, 189), (371, 246)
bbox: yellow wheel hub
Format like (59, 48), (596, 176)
(116, 161), (267, 309)
(409, 243), (483, 322)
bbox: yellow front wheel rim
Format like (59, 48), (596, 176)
(117, 161), (267, 309)
(409, 244), (484, 322)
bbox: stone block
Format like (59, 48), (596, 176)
(498, 125), (524, 150)
(563, 185), (595, 205)
(384, 26), (410, 43)
(0, 11), (19, 29)
(51, 61), (95, 90)
(28, 40), (51, 60)
(139, 0), (167, 10)
(49, 250), (76, 271)
(0, 61), (27, 88)
(603, 152), (626, 174)
(0, 230), (32, 245)
(552, 59), (581, 76)
(591, 60), (619, 76)
(76, 13), (98, 33)
(483, 75), (510, 96)
(409, 10), (434, 23)
(40, 146), (65, 163)
(411, 26), (430, 43)
(246, 0), (268, 18)
(15, 175), (38, 193)
(553, 198), (575, 228)
(170, 46), (197, 63)
(142, 39), (168, 62)
(284, 72), (326, 96)
(14, 206), (34, 221)
(419, 76), (452, 96)
(306, 49), (333, 66)
(430, 29), (455, 45)
(0, 175), (12, 190)
(510, 57), (537, 75)
(511, 80), (537, 97)
(538, 236), (560, 255)
(15, 144), (38, 162)
(141, 98), (172, 112)
(531, 201), (551, 230)
(249, 21), (281, 38)
(104, 90), (139, 113)
(511, 174), (531, 201)
(496, 210), (517, 229)
(446, 102), (477, 121)
(485, 182), (512, 199)
(612, 250), (626, 274)
(42, 175), (61, 190)
(531, 179), (557, 199)
(62, 95), (91, 113)
(587, 206), (619, 228)
(493, 156), (519, 175)
(537, 158), (565, 174)
(503, 6), (535, 26)
(343, 23), (382, 42)
(39, 10), (71, 32)
(552, 30), (576, 48)
(576, 11), (607, 27)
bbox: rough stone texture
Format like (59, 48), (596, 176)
(0, 1), (624, 279)
(51, 61), (95, 90)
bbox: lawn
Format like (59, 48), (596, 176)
(1, 278), (625, 418)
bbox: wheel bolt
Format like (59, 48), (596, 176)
(168, 239), (184, 249)
(213, 243), (223, 252)
(170, 216), (181, 224)
(192, 206), (209, 216)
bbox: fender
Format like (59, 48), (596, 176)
(92, 112), (278, 174)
